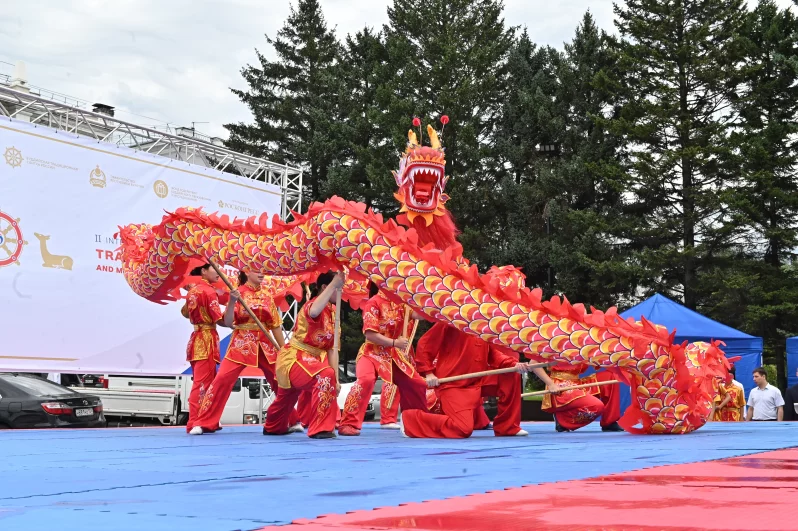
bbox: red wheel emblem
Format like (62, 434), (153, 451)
(0, 210), (27, 267)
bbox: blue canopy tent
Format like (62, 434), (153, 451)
(614, 293), (763, 412)
(787, 337), (798, 389)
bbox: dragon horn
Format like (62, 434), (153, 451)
(408, 129), (419, 147)
(427, 125), (441, 150)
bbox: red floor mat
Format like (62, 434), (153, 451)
(265, 448), (798, 530)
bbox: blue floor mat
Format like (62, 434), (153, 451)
(0, 422), (795, 531)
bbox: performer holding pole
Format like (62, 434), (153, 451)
(338, 283), (426, 436)
(401, 322), (537, 439)
(183, 263), (229, 434)
(263, 272), (344, 439)
(189, 267), (303, 435)
(522, 380), (619, 398)
(540, 360), (623, 432)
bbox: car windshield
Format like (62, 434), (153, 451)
(0, 374), (77, 397)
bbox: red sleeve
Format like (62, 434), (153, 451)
(216, 289), (230, 306)
(203, 289), (224, 323)
(414, 323), (447, 375)
(302, 297), (329, 326)
(361, 298), (381, 334)
(488, 344), (518, 369)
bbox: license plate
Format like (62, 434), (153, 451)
(75, 408), (93, 417)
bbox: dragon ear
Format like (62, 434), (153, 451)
(408, 129), (419, 147)
(427, 125), (441, 150)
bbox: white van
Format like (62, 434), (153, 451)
(67, 374), (272, 426)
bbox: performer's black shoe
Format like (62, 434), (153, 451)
(262, 428), (288, 436)
(601, 422), (623, 432)
(310, 431), (337, 439)
(555, 420), (571, 433)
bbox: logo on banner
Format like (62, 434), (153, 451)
(217, 199), (258, 216)
(3, 146), (23, 168)
(34, 233), (73, 270)
(89, 165), (107, 188)
(153, 180), (169, 198)
(0, 210), (28, 267)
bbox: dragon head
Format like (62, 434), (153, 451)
(393, 125), (449, 227)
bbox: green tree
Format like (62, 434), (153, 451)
(705, 0), (798, 387)
(380, 0), (515, 237)
(488, 13), (638, 309)
(610, 0), (747, 309)
(323, 27), (397, 212)
(225, 0), (343, 205)
(544, 12), (641, 309)
(482, 31), (562, 290)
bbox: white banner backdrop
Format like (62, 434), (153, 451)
(0, 118), (282, 375)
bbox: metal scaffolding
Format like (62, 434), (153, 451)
(0, 85), (303, 219)
(0, 83), (304, 331)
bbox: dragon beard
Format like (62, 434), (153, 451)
(397, 209), (460, 253)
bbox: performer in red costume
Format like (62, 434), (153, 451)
(263, 272), (344, 439)
(540, 361), (622, 432)
(474, 347), (522, 434)
(401, 322), (534, 439)
(338, 283), (425, 436)
(189, 268), (303, 435)
(182, 263), (227, 433)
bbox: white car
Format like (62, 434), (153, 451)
(337, 379), (382, 421)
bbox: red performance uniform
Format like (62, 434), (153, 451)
(192, 284), (299, 432)
(184, 279), (223, 432)
(339, 295), (416, 430)
(713, 379), (745, 422)
(473, 347), (522, 432)
(402, 323), (520, 438)
(541, 362), (620, 430)
(264, 298), (338, 437)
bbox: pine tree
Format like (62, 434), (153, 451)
(610, 0), (747, 309)
(707, 0), (798, 386)
(544, 12), (641, 309)
(484, 31), (563, 290)
(224, 0), (343, 205)
(323, 27), (397, 212)
(381, 0), (515, 242)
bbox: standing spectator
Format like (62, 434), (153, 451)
(784, 368), (798, 422)
(746, 367), (784, 422)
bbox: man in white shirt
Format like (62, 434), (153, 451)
(746, 367), (784, 421)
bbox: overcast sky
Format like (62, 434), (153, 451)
(0, 0), (794, 140)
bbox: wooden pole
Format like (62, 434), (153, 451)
(434, 361), (555, 385)
(520, 379), (620, 398)
(385, 313), (420, 410)
(330, 286), (343, 389)
(332, 287), (343, 358)
(207, 260), (279, 351)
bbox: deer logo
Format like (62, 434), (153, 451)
(33, 233), (73, 270)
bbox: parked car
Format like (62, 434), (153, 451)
(0, 373), (106, 429)
(337, 368), (380, 421)
(60, 374), (107, 388)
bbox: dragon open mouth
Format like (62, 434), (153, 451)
(405, 163), (444, 211)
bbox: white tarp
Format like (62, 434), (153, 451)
(0, 118), (281, 375)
